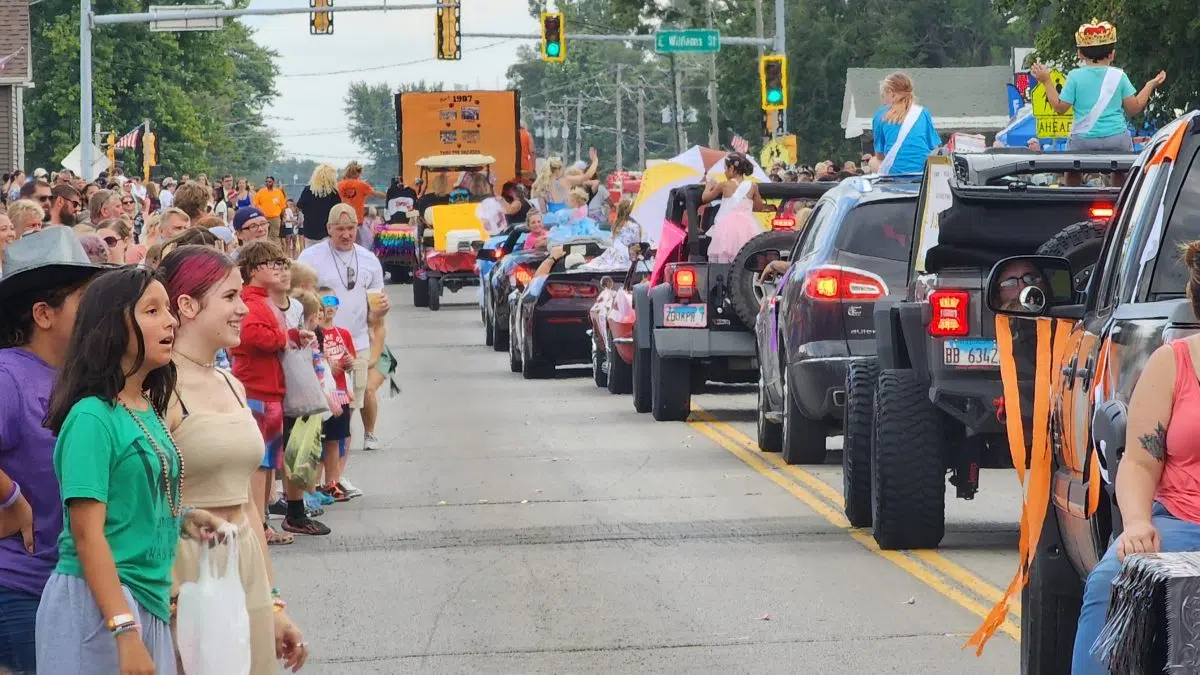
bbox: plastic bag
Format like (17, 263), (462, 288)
(285, 415), (324, 491)
(281, 347), (329, 418)
(175, 529), (251, 675)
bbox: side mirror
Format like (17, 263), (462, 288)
(985, 255), (1075, 317)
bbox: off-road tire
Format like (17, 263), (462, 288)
(650, 348), (691, 421)
(871, 368), (946, 550)
(728, 229), (800, 329)
(781, 365), (826, 464)
(842, 359), (878, 527)
(413, 276), (430, 308)
(591, 341), (608, 388)
(606, 331), (633, 394)
(756, 369), (782, 453)
(428, 279), (441, 311)
(632, 331), (652, 413)
(1036, 219), (1107, 292)
(1021, 507), (1083, 675)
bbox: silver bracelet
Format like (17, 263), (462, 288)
(0, 482), (21, 510)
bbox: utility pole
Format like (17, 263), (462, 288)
(575, 96), (583, 162)
(755, 0), (769, 144)
(615, 65), (624, 171)
(707, 0), (719, 149)
(561, 103), (569, 158)
(774, 0), (787, 134)
(637, 87), (646, 170)
(80, 0), (94, 179)
(671, 55), (684, 153)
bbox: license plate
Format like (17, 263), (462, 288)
(943, 339), (1000, 368)
(664, 303), (707, 328)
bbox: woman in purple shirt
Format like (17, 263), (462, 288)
(0, 228), (104, 673)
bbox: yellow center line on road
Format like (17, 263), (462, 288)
(687, 406), (1020, 642)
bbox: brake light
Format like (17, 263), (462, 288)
(672, 266), (697, 300)
(513, 266), (533, 287)
(1089, 204), (1114, 219)
(802, 266), (887, 301)
(929, 290), (970, 337)
(771, 217), (796, 230)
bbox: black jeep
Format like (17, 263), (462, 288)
(857, 150), (1135, 549)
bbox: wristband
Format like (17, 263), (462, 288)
(107, 613), (137, 632)
(112, 623), (141, 638)
(0, 482), (20, 510)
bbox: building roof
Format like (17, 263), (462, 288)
(842, 66), (1013, 139)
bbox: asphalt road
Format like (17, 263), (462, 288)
(275, 286), (1022, 674)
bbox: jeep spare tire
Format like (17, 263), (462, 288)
(1036, 219), (1107, 292)
(728, 229), (799, 329)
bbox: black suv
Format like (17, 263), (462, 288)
(755, 175), (920, 465)
(988, 113), (1200, 673)
(858, 150), (1135, 549)
(632, 181), (832, 421)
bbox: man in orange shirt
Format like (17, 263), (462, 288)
(337, 162), (386, 223)
(253, 175), (288, 240)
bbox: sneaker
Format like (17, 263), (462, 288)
(282, 516), (331, 536)
(303, 493), (326, 515)
(364, 433), (380, 451)
(309, 490), (335, 506)
(267, 498), (288, 517)
(319, 484), (350, 503)
(338, 479), (363, 499)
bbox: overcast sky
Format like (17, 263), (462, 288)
(242, 0), (540, 162)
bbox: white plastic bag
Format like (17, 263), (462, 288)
(175, 528), (252, 675)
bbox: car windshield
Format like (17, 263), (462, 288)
(1150, 159), (1200, 298)
(835, 201), (917, 262)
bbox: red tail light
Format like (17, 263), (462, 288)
(512, 266), (533, 287)
(672, 266), (697, 300)
(929, 290), (970, 336)
(1089, 204), (1114, 219)
(546, 282), (598, 299)
(802, 266), (887, 301)
(771, 217), (796, 230)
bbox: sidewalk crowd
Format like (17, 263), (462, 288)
(0, 160), (400, 674)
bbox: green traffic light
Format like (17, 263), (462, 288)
(546, 42), (561, 57)
(767, 89), (783, 104)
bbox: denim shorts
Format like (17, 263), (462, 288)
(1067, 132), (1133, 152)
(0, 584), (39, 674)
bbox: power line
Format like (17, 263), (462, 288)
(279, 39), (514, 78)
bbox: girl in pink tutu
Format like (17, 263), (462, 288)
(702, 153), (765, 263)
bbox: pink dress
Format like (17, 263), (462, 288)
(707, 180), (763, 263)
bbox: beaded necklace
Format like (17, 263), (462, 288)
(118, 396), (186, 518)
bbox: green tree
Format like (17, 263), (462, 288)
(996, 0), (1198, 127)
(24, 0), (280, 176)
(343, 79), (443, 186)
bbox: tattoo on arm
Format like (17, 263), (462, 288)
(1139, 423), (1169, 462)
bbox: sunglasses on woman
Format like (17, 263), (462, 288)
(103, 236), (120, 247)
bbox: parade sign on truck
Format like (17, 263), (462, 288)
(395, 90), (522, 190)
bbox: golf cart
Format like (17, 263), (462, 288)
(411, 154), (495, 311)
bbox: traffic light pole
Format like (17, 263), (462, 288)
(79, 1), (451, 180)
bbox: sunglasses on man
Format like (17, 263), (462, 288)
(998, 273), (1043, 289)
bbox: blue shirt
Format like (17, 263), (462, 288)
(1060, 66), (1136, 139)
(872, 106), (941, 175)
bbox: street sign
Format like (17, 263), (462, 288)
(1031, 69), (1073, 139)
(148, 5), (224, 32)
(655, 29), (720, 54)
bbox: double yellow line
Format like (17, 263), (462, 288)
(688, 406), (1020, 642)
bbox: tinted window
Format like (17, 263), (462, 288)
(834, 201), (917, 261)
(795, 201), (836, 260)
(1150, 153), (1200, 298)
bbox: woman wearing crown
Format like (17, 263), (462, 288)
(1031, 18), (1165, 157)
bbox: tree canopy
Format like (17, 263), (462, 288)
(24, 0), (279, 177)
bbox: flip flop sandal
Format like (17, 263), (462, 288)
(265, 526), (295, 545)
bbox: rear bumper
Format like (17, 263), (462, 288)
(790, 356), (852, 424)
(653, 327), (757, 359)
(929, 377), (1009, 435)
(533, 313), (592, 364)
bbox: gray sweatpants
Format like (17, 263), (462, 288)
(35, 572), (176, 675)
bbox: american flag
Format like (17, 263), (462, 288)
(731, 135), (750, 154)
(115, 127), (141, 149)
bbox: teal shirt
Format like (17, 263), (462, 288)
(1060, 66), (1137, 139)
(53, 396), (182, 622)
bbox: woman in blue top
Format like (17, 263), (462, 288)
(869, 72), (941, 176)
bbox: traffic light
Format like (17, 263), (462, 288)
(760, 54), (788, 111)
(143, 131), (157, 181)
(310, 0), (332, 35)
(540, 12), (564, 62)
(436, 0), (460, 60)
(106, 132), (116, 173)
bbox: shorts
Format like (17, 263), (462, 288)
(280, 224), (296, 237)
(1067, 132), (1133, 152)
(323, 408), (351, 443)
(248, 398), (284, 470)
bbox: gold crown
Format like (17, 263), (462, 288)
(1076, 18), (1117, 48)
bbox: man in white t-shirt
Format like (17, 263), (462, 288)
(297, 203), (391, 496)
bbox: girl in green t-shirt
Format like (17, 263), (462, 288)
(36, 266), (229, 675)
